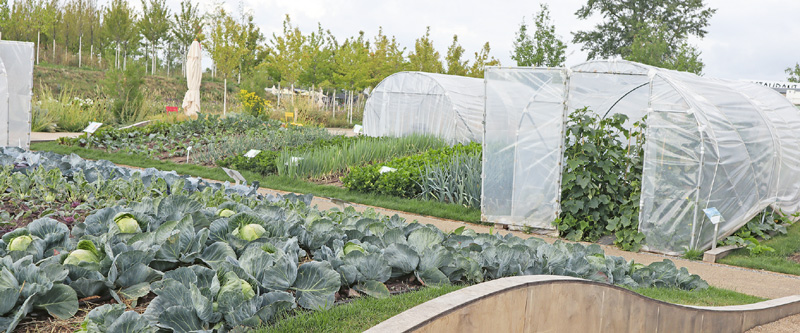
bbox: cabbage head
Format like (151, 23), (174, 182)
(234, 224), (266, 242)
(64, 240), (101, 265)
(8, 234), (33, 251)
(217, 209), (236, 217)
(219, 271), (255, 301)
(113, 212), (140, 234)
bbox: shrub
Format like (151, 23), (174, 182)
(343, 142), (481, 201)
(102, 62), (145, 124)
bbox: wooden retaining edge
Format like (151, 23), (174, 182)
(366, 275), (800, 333)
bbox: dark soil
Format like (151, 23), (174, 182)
(15, 293), (155, 333)
(0, 198), (87, 237)
(788, 253), (800, 264)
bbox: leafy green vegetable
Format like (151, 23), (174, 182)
(113, 212), (141, 234)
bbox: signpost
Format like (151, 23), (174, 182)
(703, 207), (724, 249)
(83, 122), (102, 134)
(222, 167), (247, 186)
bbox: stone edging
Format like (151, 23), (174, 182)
(366, 275), (800, 333)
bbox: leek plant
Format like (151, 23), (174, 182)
(276, 135), (447, 179)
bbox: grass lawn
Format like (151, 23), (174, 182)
(31, 142), (482, 223)
(255, 285), (764, 333)
(718, 222), (800, 276)
(633, 286), (766, 306)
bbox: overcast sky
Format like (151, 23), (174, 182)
(149, 0), (799, 82)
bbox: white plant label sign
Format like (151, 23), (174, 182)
(244, 149), (261, 158)
(83, 122), (103, 134)
(379, 166), (396, 174)
(353, 124), (363, 134)
(703, 207), (723, 224)
(221, 167), (247, 185)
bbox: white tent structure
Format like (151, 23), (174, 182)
(482, 60), (800, 254)
(0, 41), (34, 149)
(363, 72), (484, 144)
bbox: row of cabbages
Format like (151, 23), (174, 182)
(0, 149), (708, 332)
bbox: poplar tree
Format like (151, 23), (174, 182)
(407, 27), (444, 73)
(445, 35), (469, 76)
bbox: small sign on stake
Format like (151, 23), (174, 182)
(83, 122), (102, 134)
(221, 167), (247, 186)
(703, 207), (724, 250)
(186, 146), (192, 163)
(353, 124), (363, 135)
(244, 149), (261, 158)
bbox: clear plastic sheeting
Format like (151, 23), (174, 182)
(482, 68), (567, 229)
(0, 41), (34, 149)
(363, 72), (484, 144)
(481, 60), (800, 254)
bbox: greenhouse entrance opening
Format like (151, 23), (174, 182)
(482, 60), (800, 254)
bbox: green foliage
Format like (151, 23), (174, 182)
(407, 27), (444, 73)
(171, 0), (204, 52)
(102, 62), (145, 124)
(511, 4), (566, 67)
(787, 63), (800, 83)
(556, 107), (646, 251)
(468, 42), (501, 78)
(418, 152), (482, 208)
(0, 148), (710, 330)
(343, 142), (482, 208)
(276, 135), (447, 179)
(681, 248), (704, 261)
(719, 222), (800, 276)
(720, 208), (795, 255)
(102, 0), (140, 55)
(573, 0), (716, 60)
(445, 35), (469, 76)
(625, 22), (704, 74)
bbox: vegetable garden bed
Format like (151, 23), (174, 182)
(0, 148), (710, 332)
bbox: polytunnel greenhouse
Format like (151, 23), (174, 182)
(363, 71), (484, 144)
(0, 41), (34, 149)
(482, 60), (800, 254)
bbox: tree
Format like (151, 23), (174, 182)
(787, 63), (800, 83)
(572, 0), (716, 60)
(206, 5), (246, 114)
(407, 27), (444, 73)
(368, 27), (406, 87)
(138, 0), (170, 74)
(468, 42), (500, 78)
(262, 15), (306, 86)
(625, 22), (704, 74)
(101, 0), (139, 66)
(298, 23), (336, 88)
(445, 35), (469, 76)
(236, 11), (266, 78)
(332, 31), (371, 90)
(172, 0), (204, 50)
(511, 4), (566, 67)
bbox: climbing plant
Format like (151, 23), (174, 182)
(555, 107), (646, 251)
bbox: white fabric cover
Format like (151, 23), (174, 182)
(363, 72), (484, 144)
(182, 41), (201, 117)
(482, 60), (800, 254)
(0, 41), (34, 148)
